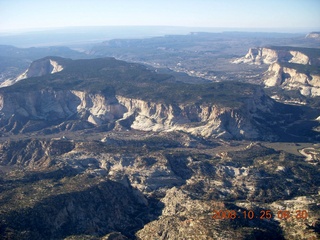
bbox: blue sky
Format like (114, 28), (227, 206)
(0, 0), (319, 32)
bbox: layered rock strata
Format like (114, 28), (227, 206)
(0, 88), (274, 140)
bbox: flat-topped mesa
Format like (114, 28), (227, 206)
(232, 46), (320, 97)
(116, 90), (274, 139)
(0, 57), (299, 141)
(232, 46), (320, 66)
(232, 47), (313, 65)
(0, 87), (275, 140)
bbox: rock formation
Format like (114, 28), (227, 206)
(0, 57), (284, 140)
(232, 46), (319, 65)
(232, 46), (320, 97)
(0, 57), (319, 240)
(1, 138), (318, 239)
(0, 57), (64, 88)
(0, 87), (275, 139)
(306, 32), (320, 40)
(264, 62), (320, 96)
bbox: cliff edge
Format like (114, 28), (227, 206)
(0, 57), (296, 141)
(232, 46), (320, 97)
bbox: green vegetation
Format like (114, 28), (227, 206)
(0, 172), (149, 239)
(0, 134), (319, 239)
(0, 57), (261, 107)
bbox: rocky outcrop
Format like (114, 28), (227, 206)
(0, 57), (64, 88)
(233, 46), (320, 97)
(116, 92), (273, 139)
(20, 58), (64, 78)
(264, 63), (320, 97)
(232, 47), (312, 65)
(71, 91), (126, 125)
(0, 56), (308, 140)
(136, 188), (221, 240)
(306, 32), (320, 40)
(1, 136), (319, 239)
(0, 139), (74, 168)
(0, 179), (150, 239)
(0, 87), (276, 140)
(288, 50), (311, 65)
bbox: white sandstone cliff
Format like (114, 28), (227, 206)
(264, 63), (320, 97)
(0, 88), (274, 139)
(306, 32), (320, 39)
(233, 47), (320, 97)
(232, 47), (311, 65)
(0, 58), (64, 88)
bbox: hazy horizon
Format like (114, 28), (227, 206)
(0, 25), (318, 35)
(1, 0), (319, 33)
(0, 25), (312, 48)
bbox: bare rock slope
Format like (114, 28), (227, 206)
(0, 57), (64, 88)
(0, 138), (319, 239)
(0, 57), (294, 140)
(233, 46), (320, 97)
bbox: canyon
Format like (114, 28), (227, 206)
(0, 32), (319, 239)
(0, 57), (292, 141)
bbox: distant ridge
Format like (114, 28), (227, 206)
(306, 32), (320, 39)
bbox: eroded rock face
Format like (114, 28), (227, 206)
(0, 58), (64, 88)
(232, 46), (320, 66)
(0, 137), (319, 239)
(233, 47), (320, 97)
(264, 63), (320, 97)
(232, 47), (310, 65)
(21, 58), (64, 78)
(306, 32), (320, 39)
(0, 87), (275, 140)
(0, 179), (149, 239)
(71, 91), (126, 125)
(289, 51), (311, 65)
(0, 139), (74, 168)
(136, 187), (286, 240)
(116, 95), (269, 139)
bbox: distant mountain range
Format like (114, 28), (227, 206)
(0, 26), (308, 47)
